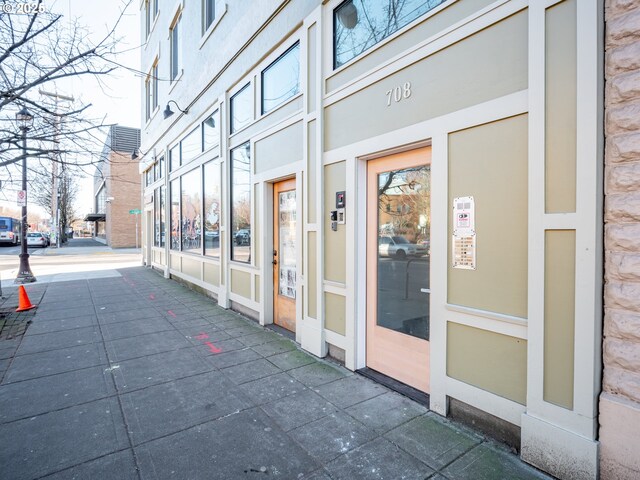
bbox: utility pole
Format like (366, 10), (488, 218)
(39, 89), (74, 248)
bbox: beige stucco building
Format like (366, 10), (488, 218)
(137, 0), (640, 478)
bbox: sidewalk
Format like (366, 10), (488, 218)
(0, 267), (552, 479)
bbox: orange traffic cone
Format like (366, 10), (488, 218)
(16, 285), (37, 312)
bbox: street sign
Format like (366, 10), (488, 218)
(17, 190), (26, 207)
(129, 209), (142, 214)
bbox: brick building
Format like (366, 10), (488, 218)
(85, 125), (141, 248)
(600, 1), (640, 478)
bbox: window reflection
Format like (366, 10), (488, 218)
(169, 145), (180, 172)
(181, 168), (202, 253)
(181, 127), (202, 164)
(204, 161), (221, 257)
(231, 143), (251, 262)
(261, 43), (300, 114)
(376, 165), (431, 340)
(334, 0), (446, 68)
(170, 179), (180, 250)
(203, 110), (219, 151)
(230, 84), (252, 134)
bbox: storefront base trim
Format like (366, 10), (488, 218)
(299, 317), (327, 358)
(521, 413), (598, 480)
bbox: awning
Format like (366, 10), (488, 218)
(84, 213), (106, 222)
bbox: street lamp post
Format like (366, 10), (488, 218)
(15, 107), (36, 284)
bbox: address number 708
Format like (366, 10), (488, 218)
(386, 82), (412, 106)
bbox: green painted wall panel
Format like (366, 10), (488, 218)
(324, 161), (346, 283)
(448, 115), (528, 318)
(447, 322), (527, 405)
(545, 0), (577, 213)
(325, 292), (346, 335)
(544, 230), (576, 409)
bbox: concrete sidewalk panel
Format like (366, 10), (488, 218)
(104, 330), (193, 362)
(224, 324), (264, 338)
(111, 347), (214, 393)
(288, 362), (350, 388)
(97, 307), (160, 324)
(101, 316), (175, 341)
(35, 298), (95, 312)
(0, 397), (129, 479)
(135, 408), (319, 480)
(441, 443), (549, 480)
(236, 330), (281, 347)
(198, 339), (254, 362)
(181, 328), (231, 346)
(96, 300), (151, 313)
(252, 338), (297, 357)
(222, 358), (280, 385)
(261, 388), (338, 431)
(240, 372), (307, 406)
(267, 350), (316, 371)
(27, 315), (98, 335)
(120, 370), (253, 445)
(325, 437), (434, 480)
(17, 326), (102, 356)
(384, 413), (481, 471)
(3, 343), (107, 384)
(41, 449), (138, 480)
(0, 366), (116, 424)
(289, 411), (376, 463)
(314, 375), (388, 409)
(345, 392), (428, 434)
(34, 306), (94, 322)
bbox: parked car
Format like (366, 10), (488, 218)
(42, 232), (51, 246)
(26, 232), (48, 248)
(378, 235), (427, 259)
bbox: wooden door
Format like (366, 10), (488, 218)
(366, 147), (432, 393)
(273, 178), (297, 331)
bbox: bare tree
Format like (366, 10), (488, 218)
(0, 0), (135, 174)
(29, 165), (78, 239)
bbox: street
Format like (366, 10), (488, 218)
(0, 238), (141, 288)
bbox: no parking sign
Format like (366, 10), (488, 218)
(16, 190), (26, 207)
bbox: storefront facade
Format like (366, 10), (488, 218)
(139, 1), (604, 478)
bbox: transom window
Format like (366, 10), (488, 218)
(203, 110), (219, 151)
(230, 83), (252, 134)
(333, 0), (447, 69)
(261, 43), (300, 114)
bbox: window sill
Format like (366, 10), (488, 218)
(199, 3), (227, 50)
(168, 70), (184, 95)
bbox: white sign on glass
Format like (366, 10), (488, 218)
(452, 196), (476, 270)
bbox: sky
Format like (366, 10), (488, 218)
(0, 0), (141, 219)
